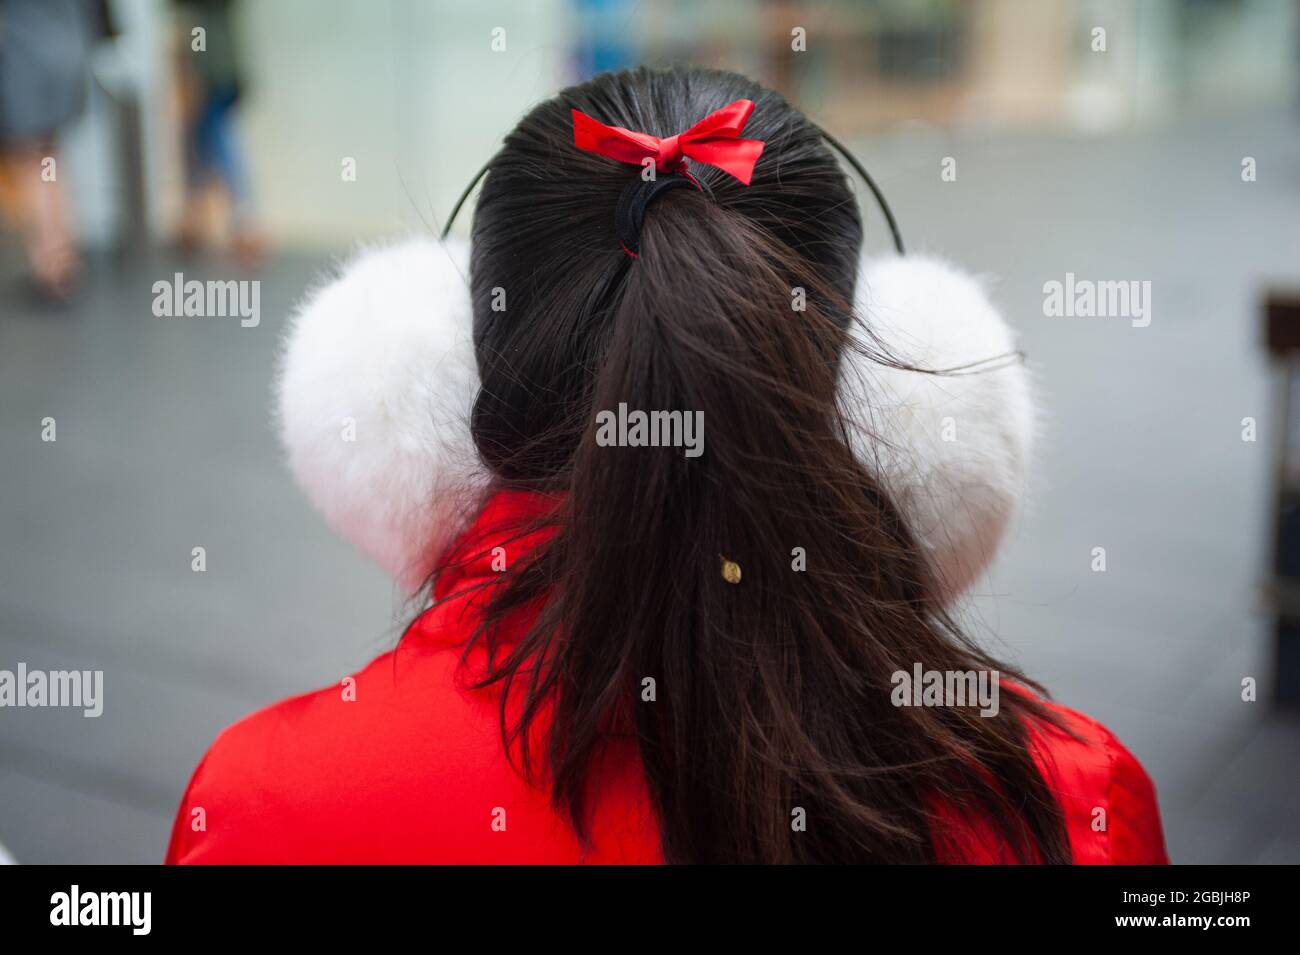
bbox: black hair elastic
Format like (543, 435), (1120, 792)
(614, 173), (697, 258)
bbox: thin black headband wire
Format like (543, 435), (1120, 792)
(440, 131), (907, 256)
(441, 159), (491, 240)
(812, 125), (905, 256)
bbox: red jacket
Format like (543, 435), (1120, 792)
(167, 490), (1169, 864)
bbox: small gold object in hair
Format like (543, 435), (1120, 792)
(720, 555), (742, 585)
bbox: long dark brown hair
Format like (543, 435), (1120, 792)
(449, 66), (1069, 863)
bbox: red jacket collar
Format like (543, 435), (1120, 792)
(432, 488), (563, 601)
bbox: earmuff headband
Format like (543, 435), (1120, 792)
(439, 116), (907, 256)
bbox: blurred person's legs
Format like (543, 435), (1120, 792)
(0, 0), (94, 298)
(182, 85), (264, 266)
(0, 143), (80, 296)
(175, 0), (264, 267)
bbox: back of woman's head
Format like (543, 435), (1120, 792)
(461, 66), (1068, 864)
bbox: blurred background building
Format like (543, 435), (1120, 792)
(1, 0), (1298, 862)
(10, 0), (1298, 250)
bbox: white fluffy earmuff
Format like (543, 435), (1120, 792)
(276, 237), (1033, 599)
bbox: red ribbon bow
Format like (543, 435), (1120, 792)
(571, 99), (766, 185)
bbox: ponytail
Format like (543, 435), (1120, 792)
(461, 67), (1069, 863)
